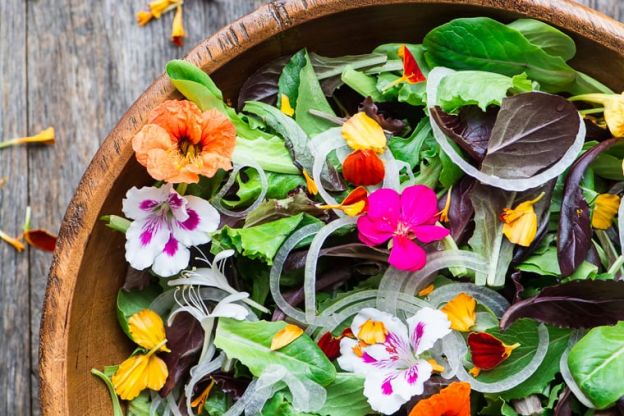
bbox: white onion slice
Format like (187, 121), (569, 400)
(560, 332), (597, 408)
(426, 67), (586, 192)
(310, 128), (348, 211)
(428, 283), (510, 318)
(380, 149), (401, 191)
(212, 161), (268, 218)
(619, 198), (624, 253)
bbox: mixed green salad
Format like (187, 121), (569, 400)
(93, 16), (624, 416)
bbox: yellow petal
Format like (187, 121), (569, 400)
(418, 284), (435, 297)
(441, 292), (476, 332)
(0, 230), (25, 252)
(280, 94), (295, 117)
(191, 379), (215, 413)
(503, 342), (521, 359)
(341, 112), (386, 153)
(469, 367), (481, 377)
(439, 188), (452, 223)
(144, 355), (169, 391)
(0, 127), (55, 149)
(592, 193), (620, 230)
(341, 200), (366, 217)
(271, 324), (304, 350)
(171, 5), (185, 46)
(357, 319), (387, 345)
(303, 170), (318, 195)
(128, 309), (170, 352)
(136, 10), (154, 26)
(500, 193), (544, 247)
(603, 95), (624, 137)
(112, 354), (150, 401)
(427, 358), (445, 373)
(149, 0), (177, 18)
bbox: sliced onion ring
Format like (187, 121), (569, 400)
(560, 331), (596, 408)
(211, 161), (268, 218)
(428, 283), (510, 318)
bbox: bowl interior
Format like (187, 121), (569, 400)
(63, 3), (624, 414)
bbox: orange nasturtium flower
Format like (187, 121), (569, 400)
(592, 193), (620, 230)
(112, 309), (171, 401)
(441, 292), (476, 332)
(0, 127), (55, 150)
(408, 382), (471, 416)
(467, 332), (520, 377)
(132, 100), (236, 184)
(341, 112), (387, 186)
(418, 284), (435, 297)
(271, 324), (304, 351)
(319, 186), (368, 217)
(384, 44), (426, 91)
(499, 192), (545, 247)
(569, 93), (624, 137)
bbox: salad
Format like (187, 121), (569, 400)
(92, 17), (624, 416)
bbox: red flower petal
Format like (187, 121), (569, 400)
(23, 229), (57, 252)
(342, 150), (385, 186)
(467, 332), (509, 370)
(400, 45), (426, 84)
(317, 332), (341, 360)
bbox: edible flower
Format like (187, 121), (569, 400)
(303, 170), (318, 195)
(500, 192), (545, 247)
(317, 328), (354, 360)
(270, 324), (304, 350)
(357, 185), (450, 271)
(122, 184), (220, 277)
(191, 379), (215, 415)
(171, 5), (186, 46)
(439, 188), (452, 223)
(569, 93), (624, 137)
(341, 112), (386, 186)
(319, 186), (368, 216)
(408, 382), (471, 416)
(383, 45), (426, 91)
(22, 206), (57, 252)
(418, 284), (435, 297)
(592, 193), (620, 230)
(338, 307), (451, 415)
(136, 0), (181, 26)
(112, 309), (170, 401)
(0, 127), (54, 150)
(280, 94), (295, 117)
(441, 292), (476, 332)
(0, 229), (25, 252)
(467, 332), (520, 376)
(132, 100), (236, 184)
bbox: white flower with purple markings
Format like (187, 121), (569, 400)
(337, 307), (451, 415)
(122, 184), (220, 277)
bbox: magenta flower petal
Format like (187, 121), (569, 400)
(357, 215), (394, 246)
(367, 188), (401, 223)
(411, 225), (450, 243)
(400, 185), (439, 227)
(388, 236), (427, 271)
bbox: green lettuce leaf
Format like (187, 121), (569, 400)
(232, 135), (299, 174)
(317, 373), (371, 416)
(116, 285), (161, 340)
(127, 392), (150, 416)
(222, 168), (305, 209)
(507, 19), (576, 61)
(295, 51), (337, 136)
(341, 66), (385, 102)
(244, 189), (326, 228)
(517, 247), (598, 279)
(214, 319), (336, 386)
(278, 50), (307, 111)
(388, 117), (435, 169)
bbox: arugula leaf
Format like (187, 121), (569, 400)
(116, 285), (161, 340)
(278, 50), (307, 112)
(568, 322), (624, 409)
(232, 135), (299, 174)
(214, 319), (336, 386)
(481, 92), (580, 179)
(423, 17), (577, 92)
(507, 19), (576, 61)
(223, 168), (305, 210)
(500, 280), (624, 330)
(238, 56), (290, 109)
(295, 51), (337, 136)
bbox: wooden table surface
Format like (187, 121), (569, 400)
(0, 0), (620, 414)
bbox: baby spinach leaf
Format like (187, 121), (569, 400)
(568, 322), (624, 409)
(222, 169), (305, 210)
(278, 50), (307, 112)
(500, 280), (624, 330)
(296, 51), (337, 136)
(439, 145), (463, 188)
(423, 17), (577, 92)
(430, 105), (497, 162)
(558, 139), (619, 276)
(238, 56), (290, 110)
(517, 247), (598, 279)
(116, 285), (161, 340)
(507, 19), (576, 61)
(232, 135), (299, 175)
(166, 59), (223, 101)
(317, 373), (372, 416)
(214, 319), (336, 386)
(481, 93), (580, 179)
(437, 71), (533, 113)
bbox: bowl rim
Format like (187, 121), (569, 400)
(39, 0), (624, 414)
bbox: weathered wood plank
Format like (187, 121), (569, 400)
(0, 0), (30, 415)
(576, 0), (622, 20)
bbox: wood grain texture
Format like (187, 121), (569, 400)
(0, 0), (619, 415)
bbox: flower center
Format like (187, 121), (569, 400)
(394, 221), (411, 237)
(178, 138), (201, 160)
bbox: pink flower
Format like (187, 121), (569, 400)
(357, 185), (449, 271)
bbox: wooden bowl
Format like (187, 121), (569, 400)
(39, 0), (624, 414)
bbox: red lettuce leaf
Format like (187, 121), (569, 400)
(359, 97), (406, 136)
(500, 280), (624, 330)
(441, 176), (475, 245)
(160, 312), (204, 396)
(557, 138), (619, 276)
(554, 387), (573, 416)
(430, 105), (496, 162)
(236, 56), (289, 110)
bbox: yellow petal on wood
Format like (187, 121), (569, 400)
(441, 292), (476, 332)
(341, 112), (386, 153)
(128, 309), (170, 352)
(270, 324), (304, 351)
(144, 355), (169, 391)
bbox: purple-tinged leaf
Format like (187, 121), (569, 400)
(284, 243), (388, 273)
(359, 97), (406, 135)
(510, 271), (525, 304)
(123, 268), (153, 291)
(481, 93), (580, 179)
(500, 280), (624, 330)
(558, 138), (619, 276)
(554, 387), (572, 416)
(210, 372), (250, 400)
(160, 312), (204, 396)
(430, 105), (496, 162)
(440, 176), (475, 245)
(236, 56), (289, 110)
(584, 118), (612, 142)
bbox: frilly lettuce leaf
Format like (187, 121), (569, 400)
(222, 168), (305, 210)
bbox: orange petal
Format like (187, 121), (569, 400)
(468, 332), (520, 371)
(500, 192), (545, 247)
(319, 186), (368, 216)
(136, 10), (154, 26)
(149, 100), (204, 144)
(439, 188), (452, 223)
(357, 319), (387, 345)
(418, 284), (435, 297)
(132, 123), (176, 167)
(303, 170), (318, 196)
(171, 5), (185, 46)
(341, 112), (386, 153)
(342, 150), (385, 186)
(399, 44), (426, 84)
(409, 382), (471, 416)
(271, 324), (304, 350)
(441, 292), (476, 332)
(592, 193), (620, 230)
(191, 379), (215, 414)
(23, 229), (57, 252)
(0, 230), (25, 252)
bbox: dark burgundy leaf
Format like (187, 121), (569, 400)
(284, 243), (388, 273)
(358, 97), (406, 135)
(123, 268), (153, 291)
(236, 56), (290, 110)
(430, 105), (497, 162)
(210, 372), (250, 400)
(445, 176), (475, 244)
(584, 118), (612, 142)
(160, 312), (204, 396)
(558, 138), (619, 276)
(481, 93), (580, 179)
(554, 387), (573, 416)
(510, 271), (524, 304)
(500, 280), (624, 330)
(404, 376), (458, 411)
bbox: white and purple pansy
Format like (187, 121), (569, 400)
(337, 307), (451, 415)
(122, 184), (220, 277)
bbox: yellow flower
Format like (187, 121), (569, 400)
(171, 5), (185, 46)
(136, 10), (153, 26)
(0, 127), (55, 150)
(441, 292), (476, 332)
(592, 193), (620, 230)
(341, 112), (386, 153)
(319, 186), (368, 217)
(570, 93), (624, 137)
(280, 94), (295, 117)
(149, 0), (179, 18)
(357, 319), (387, 345)
(112, 309), (170, 401)
(500, 193), (545, 247)
(0, 230), (25, 252)
(271, 324), (304, 350)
